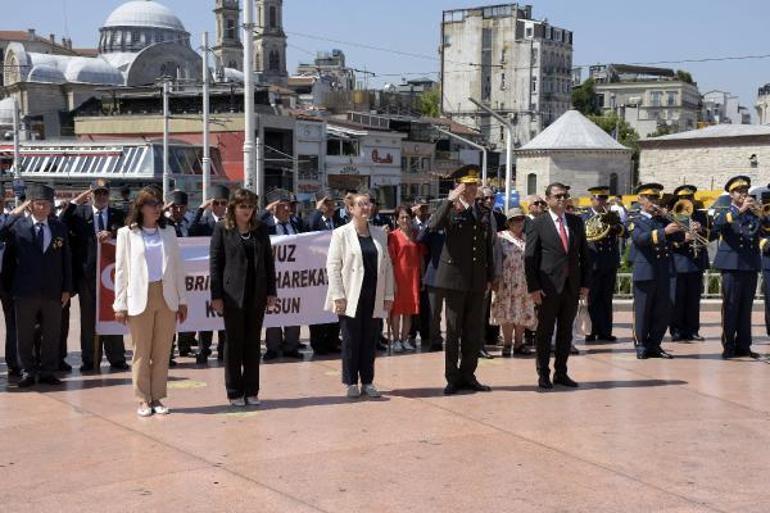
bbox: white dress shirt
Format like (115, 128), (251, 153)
(141, 227), (164, 282)
(549, 209), (570, 240)
(31, 214), (52, 252)
(272, 216), (295, 235)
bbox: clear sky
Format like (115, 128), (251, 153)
(6, 0), (770, 119)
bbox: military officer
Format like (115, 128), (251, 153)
(581, 186), (623, 342)
(713, 176), (761, 359)
(668, 185), (709, 342)
(627, 183), (684, 359)
(429, 165), (496, 395)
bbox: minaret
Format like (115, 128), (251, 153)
(254, 0), (288, 85)
(213, 0), (243, 71)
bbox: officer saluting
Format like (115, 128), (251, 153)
(627, 183), (684, 359)
(713, 176), (761, 359)
(581, 186), (623, 342)
(669, 185), (709, 342)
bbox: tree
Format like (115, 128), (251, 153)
(571, 78), (601, 116)
(675, 70), (694, 84)
(588, 112), (641, 185)
(417, 88), (441, 118)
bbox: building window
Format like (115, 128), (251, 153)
(650, 91), (663, 107)
(501, 48), (506, 63)
(525, 26), (533, 38)
(609, 173), (618, 195)
(500, 73), (506, 90)
(269, 49), (280, 71)
(269, 6), (277, 29)
(531, 77), (537, 93)
(527, 173), (537, 195)
(667, 92), (677, 106)
(326, 137), (358, 157)
(226, 19), (236, 40)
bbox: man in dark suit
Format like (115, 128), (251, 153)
(263, 188), (304, 360)
(0, 190), (20, 377)
(1, 184), (72, 387)
(416, 206), (445, 352)
(668, 185), (709, 342)
(429, 165), (495, 395)
(581, 186), (624, 343)
(626, 183), (685, 360)
(525, 182), (590, 389)
(307, 190), (342, 355)
(165, 190), (195, 363)
(189, 184), (230, 364)
(60, 180), (128, 371)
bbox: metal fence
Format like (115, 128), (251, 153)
(614, 272), (764, 299)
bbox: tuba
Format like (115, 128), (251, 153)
(585, 208), (620, 242)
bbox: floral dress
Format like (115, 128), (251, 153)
(490, 231), (537, 329)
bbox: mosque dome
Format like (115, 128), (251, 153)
(99, 0), (190, 54)
(103, 1), (186, 32)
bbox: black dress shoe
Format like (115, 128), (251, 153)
(501, 346), (512, 358)
(58, 361), (72, 372)
(599, 335), (617, 342)
(650, 349), (674, 359)
(553, 374), (579, 387)
(690, 334), (705, 341)
(584, 334), (597, 342)
(538, 375), (553, 389)
(444, 383), (460, 395)
(513, 345), (532, 356)
(178, 349), (193, 357)
(722, 348), (736, 359)
(283, 350), (304, 359)
(8, 367), (22, 378)
(110, 361), (130, 371)
(636, 350), (649, 360)
(376, 341), (389, 352)
(17, 374), (36, 388)
(80, 363), (95, 372)
(196, 352), (209, 365)
(466, 379), (492, 392)
(428, 343), (443, 352)
(735, 350), (761, 359)
(263, 350), (279, 361)
(168, 359), (178, 367)
(38, 375), (62, 385)
(479, 349), (494, 360)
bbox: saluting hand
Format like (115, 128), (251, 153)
(448, 183), (466, 202)
(73, 189), (92, 205)
(11, 200), (30, 216)
(199, 198), (215, 211)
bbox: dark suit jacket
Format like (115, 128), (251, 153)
(428, 199), (495, 292)
(416, 224), (445, 288)
(525, 212), (590, 296)
(210, 221), (277, 309)
(0, 215), (73, 300)
(60, 203), (125, 288)
(307, 210), (340, 231)
(189, 209), (220, 236)
(266, 216), (304, 236)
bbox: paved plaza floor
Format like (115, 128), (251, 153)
(1, 308), (770, 513)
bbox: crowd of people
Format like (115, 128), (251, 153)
(1, 166), (767, 416)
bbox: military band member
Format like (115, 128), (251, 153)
(581, 186), (623, 342)
(713, 176), (761, 359)
(668, 185), (709, 342)
(627, 183), (684, 359)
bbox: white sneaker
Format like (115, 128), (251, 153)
(346, 384), (360, 398)
(137, 403), (153, 417)
(402, 339), (415, 351)
(392, 340), (404, 353)
(230, 397), (246, 407)
(362, 384), (382, 398)
(152, 401), (170, 415)
(245, 395), (260, 406)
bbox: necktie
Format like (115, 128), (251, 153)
(557, 217), (569, 253)
(97, 210), (106, 231)
(326, 218), (333, 230)
(36, 223), (45, 252)
(280, 222), (289, 235)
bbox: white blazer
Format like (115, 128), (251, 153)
(325, 222), (394, 319)
(113, 225), (188, 316)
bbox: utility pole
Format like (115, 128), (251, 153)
(242, 0), (256, 193)
(469, 97), (514, 211)
(12, 96), (21, 207)
(162, 79), (171, 201)
(202, 31), (211, 202)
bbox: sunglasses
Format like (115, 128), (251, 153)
(594, 195), (608, 200)
(551, 193), (570, 200)
(213, 200), (228, 206)
(533, 201), (546, 207)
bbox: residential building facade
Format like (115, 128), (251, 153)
(701, 90), (750, 125)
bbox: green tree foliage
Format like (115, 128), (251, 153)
(417, 88), (441, 118)
(588, 112), (641, 186)
(571, 78), (601, 116)
(675, 70), (694, 84)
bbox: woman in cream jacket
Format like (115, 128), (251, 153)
(325, 192), (394, 399)
(113, 186), (188, 417)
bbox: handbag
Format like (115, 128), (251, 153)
(576, 298), (592, 336)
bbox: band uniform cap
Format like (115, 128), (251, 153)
(27, 183), (55, 202)
(265, 188), (292, 204)
(673, 185), (697, 196)
(450, 164), (481, 184)
(210, 184), (230, 201)
(725, 175), (751, 192)
(635, 183), (664, 197)
(505, 207), (526, 220)
(91, 178), (110, 192)
(587, 186), (610, 196)
(170, 190), (188, 206)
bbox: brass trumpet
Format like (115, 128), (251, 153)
(650, 202), (710, 249)
(585, 207), (620, 242)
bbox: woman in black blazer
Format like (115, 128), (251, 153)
(210, 189), (277, 406)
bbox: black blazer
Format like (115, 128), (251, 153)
(60, 203), (125, 286)
(0, 215), (73, 300)
(307, 209), (340, 231)
(189, 209), (220, 236)
(525, 212), (590, 296)
(266, 216), (304, 236)
(210, 221), (277, 309)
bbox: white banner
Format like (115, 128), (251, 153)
(96, 231), (336, 335)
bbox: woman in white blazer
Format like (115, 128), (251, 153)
(325, 192), (394, 399)
(113, 186), (188, 417)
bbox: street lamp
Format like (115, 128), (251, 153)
(468, 97), (514, 211)
(434, 127), (487, 186)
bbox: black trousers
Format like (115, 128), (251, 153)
(483, 291), (500, 345)
(588, 267), (617, 338)
(535, 287), (579, 377)
(176, 332), (197, 355)
(59, 299), (70, 363)
(427, 286), (445, 346)
(442, 288), (484, 386)
(407, 287), (431, 342)
(764, 270), (770, 337)
(670, 271), (703, 339)
(16, 296), (62, 376)
(198, 330), (226, 355)
(78, 276), (126, 366)
(339, 287), (376, 386)
(309, 322), (340, 354)
(722, 270), (757, 353)
(222, 300), (265, 399)
(1, 290), (18, 371)
(633, 277), (672, 353)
